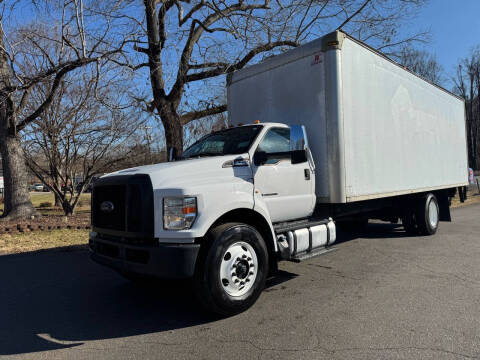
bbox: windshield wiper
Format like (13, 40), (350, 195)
(183, 152), (221, 159)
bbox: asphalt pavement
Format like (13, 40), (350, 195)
(2, 204), (480, 359)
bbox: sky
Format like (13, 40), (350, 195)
(4, 0), (480, 148)
(417, 0), (480, 79)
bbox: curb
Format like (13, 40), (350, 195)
(0, 224), (91, 234)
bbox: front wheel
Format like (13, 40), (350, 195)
(193, 222), (269, 316)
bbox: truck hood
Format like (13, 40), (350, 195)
(103, 154), (252, 189)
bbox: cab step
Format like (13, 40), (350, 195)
(290, 247), (336, 263)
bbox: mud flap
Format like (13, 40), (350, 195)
(437, 191), (452, 222)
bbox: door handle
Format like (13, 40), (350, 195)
(304, 169), (310, 180)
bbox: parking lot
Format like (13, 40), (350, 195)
(2, 204), (480, 360)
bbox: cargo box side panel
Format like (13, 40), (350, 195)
(228, 52), (329, 199)
(341, 38), (468, 201)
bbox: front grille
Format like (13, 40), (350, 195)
(127, 183), (143, 232)
(92, 174), (154, 237)
(93, 185), (126, 231)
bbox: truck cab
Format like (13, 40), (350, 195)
(90, 122), (334, 315)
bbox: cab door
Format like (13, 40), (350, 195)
(252, 126), (315, 223)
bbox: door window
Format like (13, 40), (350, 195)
(256, 127), (290, 165)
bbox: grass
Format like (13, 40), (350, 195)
(30, 192), (91, 207)
(0, 192), (91, 215)
(0, 229), (89, 255)
(451, 192), (480, 208)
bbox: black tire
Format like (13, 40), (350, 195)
(415, 193), (439, 235)
(402, 194), (440, 236)
(193, 222), (269, 316)
(401, 211), (420, 235)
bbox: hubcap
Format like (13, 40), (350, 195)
(428, 199), (439, 228)
(220, 241), (258, 297)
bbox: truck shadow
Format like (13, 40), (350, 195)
(0, 248), (296, 356)
(335, 222), (409, 244)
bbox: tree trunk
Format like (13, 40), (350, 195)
(161, 109), (183, 160)
(54, 193), (62, 207)
(0, 134), (38, 219)
(52, 171), (62, 207)
(0, 21), (37, 220)
(61, 199), (74, 216)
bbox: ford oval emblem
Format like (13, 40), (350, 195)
(100, 201), (114, 213)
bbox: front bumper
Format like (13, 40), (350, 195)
(89, 233), (200, 279)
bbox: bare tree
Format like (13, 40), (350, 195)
(453, 47), (480, 169)
(397, 47), (444, 85)
(134, 0), (427, 157)
(22, 67), (141, 215)
(0, 0), (138, 219)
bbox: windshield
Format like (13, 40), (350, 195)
(181, 125), (263, 159)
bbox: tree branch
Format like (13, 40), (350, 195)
(189, 62), (229, 69)
(180, 104), (227, 125)
(185, 40), (297, 82)
(134, 44), (149, 54)
(158, 0), (176, 48)
(169, 0), (271, 101)
(17, 62), (95, 131)
(175, 0), (205, 25)
(336, 0), (371, 30)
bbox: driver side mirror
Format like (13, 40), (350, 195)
(290, 125), (307, 164)
(253, 151), (268, 166)
(291, 150), (307, 164)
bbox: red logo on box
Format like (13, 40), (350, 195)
(311, 53), (322, 66)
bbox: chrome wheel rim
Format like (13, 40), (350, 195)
(428, 199), (438, 228)
(219, 241), (258, 297)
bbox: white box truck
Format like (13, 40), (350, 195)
(90, 31), (468, 315)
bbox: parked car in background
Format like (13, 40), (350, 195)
(32, 183), (44, 192)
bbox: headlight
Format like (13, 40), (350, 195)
(163, 197), (197, 230)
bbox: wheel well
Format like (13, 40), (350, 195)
(397, 190), (451, 222)
(208, 208), (278, 274)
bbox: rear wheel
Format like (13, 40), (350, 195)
(416, 193), (439, 235)
(193, 222), (268, 316)
(402, 193), (439, 236)
(401, 211), (419, 235)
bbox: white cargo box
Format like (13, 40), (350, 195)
(228, 31), (468, 203)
